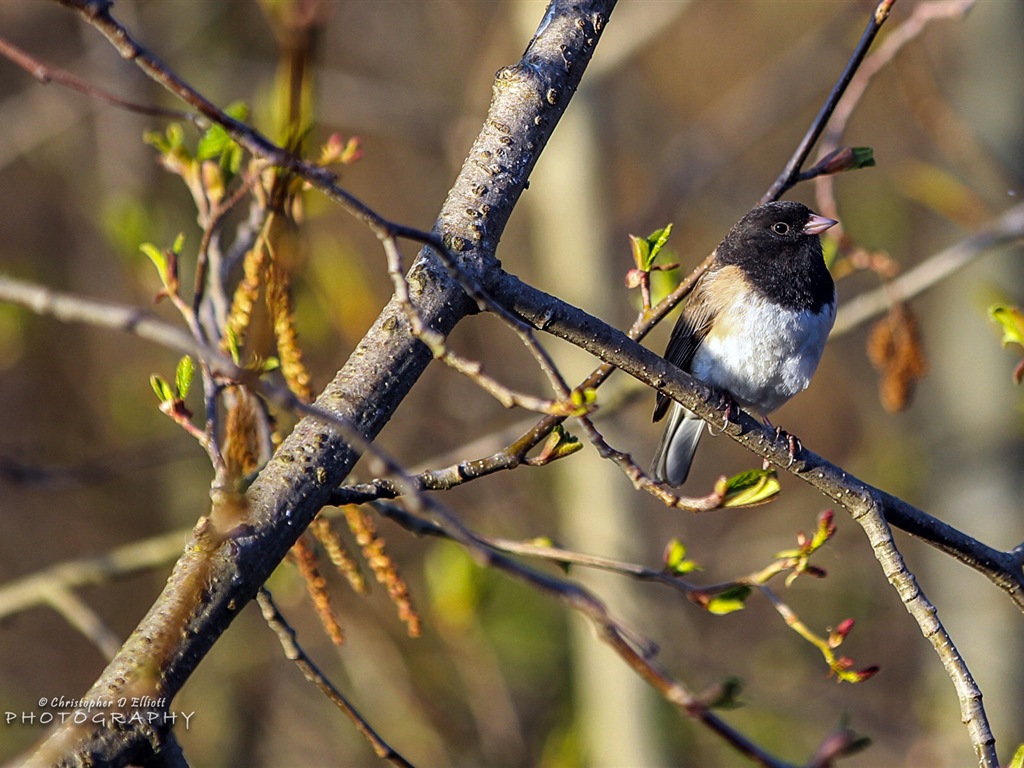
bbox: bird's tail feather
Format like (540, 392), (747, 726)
(651, 403), (705, 487)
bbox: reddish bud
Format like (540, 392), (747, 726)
(688, 591), (711, 609)
(850, 666), (880, 683)
(813, 146), (875, 175)
(812, 723), (872, 762)
(829, 618), (855, 647)
(625, 268), (645, 289)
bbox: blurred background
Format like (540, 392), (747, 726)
(1, 1), (1022, 766)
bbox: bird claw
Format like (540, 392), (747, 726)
(709, 392), (737, 436)
(758, 419), (801, 469)
(774, 425), (802, 468)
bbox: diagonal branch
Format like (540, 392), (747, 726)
(761, 0), (896, 202)
(26, 2), (621, 765)
(488, 267), (1024, 608)
(0, 34), (197, 123)
(256, 589), (415, 768)
(833, 201), (1024, 335)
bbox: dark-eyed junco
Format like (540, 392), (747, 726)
(651, 201), (838, 486)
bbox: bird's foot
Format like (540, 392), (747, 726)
(709, 391), (738, 435)
(770, 423), (802, 468)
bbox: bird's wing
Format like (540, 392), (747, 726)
(652, 272), (720, 423)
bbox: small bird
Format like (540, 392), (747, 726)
(651, 200), (838, 486)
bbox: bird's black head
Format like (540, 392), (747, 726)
(716, 201), (837, 311)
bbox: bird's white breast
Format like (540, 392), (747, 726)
(690, 292), (835, 417)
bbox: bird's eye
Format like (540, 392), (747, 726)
(772, 222), (790, 235)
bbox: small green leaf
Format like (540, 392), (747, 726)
(663, 538), (701, 575)
(646, 224), (673, 264)
(706, 586), (751, 615)
(150, 374), (175, 404)
(196, 125), (230, 162)
(225, 143), (243, 175)
(722, 469), (781, 508)
(175, 355), (195, 398)
(629, 225), (675, 271)
(628, 233), (650, 270)
(849, 146), (876, 169)
(166, 123), (184, 149)
(1008, 743), (1024, 768)
(143, 123), (186, 155)
(224, 101), (250, 122)
(548, 425), (582, 459)
(664, 538), (686, 569)
(989, 304), (1024, 349)
(197, 102), (249, 174)
(532, 425), (583, 465)
(172, 232), (186, 255)
(988, 304), (1024, 384)
(139, 242), (167, 275)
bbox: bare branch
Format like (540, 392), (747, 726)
(0, 34), (198, 124)
(255, 589), (416, 768)
(40, 585), (123, 662)
(762, 0), (896, 202)
(489, 266), (1024, 607)
(833, 201), (1024, 335)
(0, 530), (186, 621)
(850, 505), (997, 766)
(813, 0), (976, 222)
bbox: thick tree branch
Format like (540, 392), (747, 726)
(28, 2), (619, 765)
(486, 267), (1024, 609)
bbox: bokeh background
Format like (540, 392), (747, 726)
(1, 1), (1022, 766)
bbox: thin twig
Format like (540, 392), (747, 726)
(256, 589), (416, 768)
(0, 529), (186, 620)
(381, 236), (571, 415)
(0, 34), (199, 124)
(41, 584), (123, 662)
(761, 0), (897, 203)
(833, 201), (1024, 335)
(813, 0), (976, 222)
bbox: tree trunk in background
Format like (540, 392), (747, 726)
(922, 3), (1024, 764)
(523, 85), (667, 767)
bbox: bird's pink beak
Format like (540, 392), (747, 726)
(803, 214), (838, 236)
